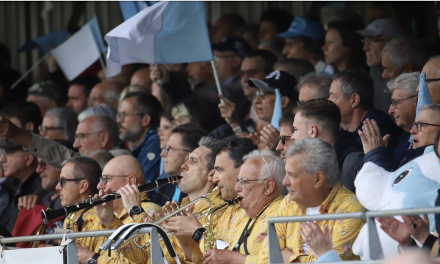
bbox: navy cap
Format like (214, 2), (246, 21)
(211, 37), (251, 58)
(277, 17), (326, 41)
(356, 18), (402, 39)
(249, 71), (298, 101)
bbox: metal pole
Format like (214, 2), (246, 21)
(0, 227), (153, 244)
(210, 60), (223, 97)
(11, 53), (50, 89)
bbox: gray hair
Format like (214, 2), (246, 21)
(420, 104), (440, 124)
(78, 103), (117, 122)
(243, 150), (286, 194)
(381, 37), (426, 72)
(45, 107), (78, 142)
(198, 136), (221, 171)
(105, 89), (121, 104)
(387, 72), (420, 95)
(286, 138), (339, 187)
(88, 150), (115, 170)
(297, 72), (332, 99)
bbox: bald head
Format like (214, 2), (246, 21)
(103, 155), (145, 184)
(88, 81), (122, 109)
(422, 56), (440, 104)
(130, 68), (152, 93)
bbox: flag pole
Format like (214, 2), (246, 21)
(98, 54), (108, 81)
(210, 60), (223, 97)
(11, 53), (50, 89)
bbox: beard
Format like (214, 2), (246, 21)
(119, 122), (144, 143)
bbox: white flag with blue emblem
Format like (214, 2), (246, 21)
(105, 1), (213, 78)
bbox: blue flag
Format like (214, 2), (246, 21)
(271, 89), (282, 131)
(83, 16), (107, 54)
(105, 1), (213, 77)
(19, 30), (70, 54)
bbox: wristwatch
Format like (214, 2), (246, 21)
(87, 253), (100, 264)
(129, 205), (145, 219)
(192, 227), (206, 243)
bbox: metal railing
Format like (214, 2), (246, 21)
(0, 226), (169, 264)
(268, 206), (440, 264)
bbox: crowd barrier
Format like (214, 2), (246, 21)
(0, 224), (175, 264)
(268, 207), (440, 264)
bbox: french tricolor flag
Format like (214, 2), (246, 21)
(105, 1), (213, 78)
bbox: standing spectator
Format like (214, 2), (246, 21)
(278, 17), (334, 76)
(356, 18), (403, 113)
(323, 20), (366, 73)
(66, 75), (101, 115)
(258, 8), (294, 43)
(381, 37), (427, 80)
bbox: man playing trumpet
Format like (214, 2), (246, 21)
(164, 137), (286, 264)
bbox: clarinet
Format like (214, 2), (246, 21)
(41, 175), (181, 224)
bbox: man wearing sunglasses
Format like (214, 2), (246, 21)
(75, 154), (163, 264)
(275, 112), (295, 162)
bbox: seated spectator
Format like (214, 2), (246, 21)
(27, 80), (66, 117)
(381, 37), (427, 80)
(356, 18), (403, 113)
(0, 138), (48, 232)
(329, 69), (402, 151)
(275, 112), (295, 162)
(78, 103), (117, 122)
(66, 75), (101, 115)
(359, 72), (419, 171)
(296, 72), (332, 105)
(40, 107), (78, 142)
(258, 8), (294, 43)
(130, 66), (152, 92)
(258, 138), (365, 263)
(421, 55), (440, 104)
(278, 17), (334, 76)
(150, 64), (192, 111)
(1, 101), (42, 133)
(118, 92), (162, 183)
(210, 13), (247, 43)
(323, 20), (366, 73)
(273, 58), (315, 81)
(291, 99), (364, 192)
(258, 38), (285, 58)
(410, 104), (440, 149)
(88, 150), (115, 170)
(241, 24), (260, 50)
(118, 85), (148, 111)
(87, 81), (122, 109)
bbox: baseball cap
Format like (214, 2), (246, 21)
(0, 138), (22, 150)
(277, 17), (326, 41)
(28, 80), (65, 106)
(211, 37), (251, 58)
(249, 71), (298, 101)
(356, 18), (402, 39)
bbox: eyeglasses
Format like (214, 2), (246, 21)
(279, 135), (292, 146)
(58, 178), (85, 188)
(390, 96), (417, 109)
(213, 54), (237, 61)
(99, 175), (130, 185)
(37, 161), (46, 171)
(361, 37), (390, 46)
(236, 177), (269, 189)
(164, 145), (192, 155)
(39, 126), (63, 135)
(240, 69), (265, 78)
(75, 131), (104, 141)
(411, 121), (440, 132)
(256, 90), (275, 100)
(116, 112), (145, 121)
(425, 77), (440, 83)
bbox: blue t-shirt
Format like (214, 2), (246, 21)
(132, 129), (161, 183)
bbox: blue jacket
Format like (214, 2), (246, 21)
(132, 129), (161, 183)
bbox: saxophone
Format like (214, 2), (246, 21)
(203, 196), (242, 252)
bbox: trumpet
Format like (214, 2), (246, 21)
(41, 176), (182, 224)
(134, 187), (242, 249)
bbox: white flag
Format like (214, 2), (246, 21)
(52, 25), (100, 81)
